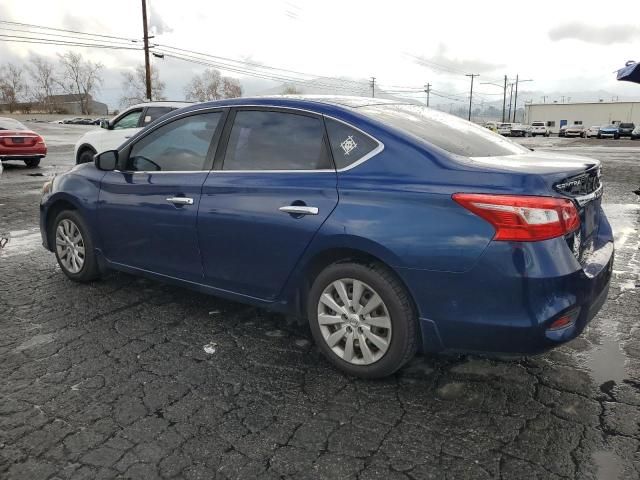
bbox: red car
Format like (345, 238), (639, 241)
(0, 117), (47, 168)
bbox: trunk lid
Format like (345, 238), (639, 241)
(0, 130), (39, 148)
(469, 151), (603, 262)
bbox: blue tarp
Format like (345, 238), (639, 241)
(617, 61), (640, 84)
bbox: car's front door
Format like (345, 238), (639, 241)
(198, 108), (339, 300)
(98, 110), (225, 281)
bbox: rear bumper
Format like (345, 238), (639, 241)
(399, 212), (614, 355)
(0, 153), (46, 160)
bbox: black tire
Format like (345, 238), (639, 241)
(614, 134), (620, 139)
(24, 158), (40, 168)
(307, 262), (418, 378)
(532, 133), (536, 137)
(597, 134), (602, 139)
(77, 148), (96, 165)
(51, 210), (100, 282)
(545, 132), (550, 137)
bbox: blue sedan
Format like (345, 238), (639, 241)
(40, 96), (613, 378)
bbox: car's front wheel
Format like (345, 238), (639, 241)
(52, 210), (100, 282)
(77, 148), (96, 164)
(307, 262), (418, 378)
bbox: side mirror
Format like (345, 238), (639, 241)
(100, 119), (110, 129)
(95, 150), (118, 171)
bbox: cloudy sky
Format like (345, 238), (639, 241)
(2, 0), (640, 109)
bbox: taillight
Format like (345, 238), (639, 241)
(36, 136), (45, 144)
(452, 193), (580, 242)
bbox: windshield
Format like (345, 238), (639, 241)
(0, 118), (27, 130)
(358, 104), (529, 157)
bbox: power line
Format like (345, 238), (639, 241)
(0, 35), (142, 51)
(0, 19), (139, 42)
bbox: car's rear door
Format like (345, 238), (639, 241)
(98, 109), (226, 281)
(197, 107), (338, 300)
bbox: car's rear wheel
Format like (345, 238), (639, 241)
(24, 158), (40, 168)
(307, 262), (417, 378)
(77, 148), (96, 164)
(52, 210), (100, 282)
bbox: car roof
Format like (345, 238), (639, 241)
(128, 101), (194, 109)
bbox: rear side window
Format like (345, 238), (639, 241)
(144, 106), (175, 125)
(127, 112), (222, 171)
(325, 118), (379, 169)
(223, 110), (330, 170)
(359, 104), (529, 157)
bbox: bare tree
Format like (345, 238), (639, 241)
(0, 63), (28, 113)
(57, 51), (103, 115)
(184, 68), (242, 101)
(28, 56), (58, 113)
(120, 64), (166, 107)
(281, 84), (301, 95)
(222, 77), (242, 99)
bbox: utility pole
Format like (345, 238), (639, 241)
(502, 75), (507, 122)
(141, 0), (152, 101)
(508, 82), (514, 122)
(512, 75), (533, 123)
(370, 77), (376, 98)
(512, 74), (519, 122)
(424, 82), (431, 107)
(465, 74), (479, 121)
(542, 95), (547, 103)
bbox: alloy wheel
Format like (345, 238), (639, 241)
(55, 219), (85, 274)
(317, 278), (392, 365)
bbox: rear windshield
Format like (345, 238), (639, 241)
(358, 104), (528, 157)
(0, 118), (27, 130)
(532, 122), (545, 126)
(620, 123), (634, 128)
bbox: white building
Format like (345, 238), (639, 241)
(524, 101), (640, 134)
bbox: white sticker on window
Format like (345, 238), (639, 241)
(340, 135), (358, 155)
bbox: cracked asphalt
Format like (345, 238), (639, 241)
(1, 123), (639, 480)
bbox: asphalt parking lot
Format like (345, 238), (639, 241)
(1, 123), (639, 480)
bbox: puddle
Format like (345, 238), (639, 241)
(0, 229), (42, 258)
(584, 336), (627, 386)
(593, 450), (623, 480)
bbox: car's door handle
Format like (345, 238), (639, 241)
(279, 205), (319, 215)
(166, 197), (194, 206)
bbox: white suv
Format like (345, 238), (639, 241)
(74, 101), (191, 164)
(530, 121), (550, 137)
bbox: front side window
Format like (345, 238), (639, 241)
(113, 109), (142, 129)
(127, 112), (222, 171)
(144, 107), (175, 125)
(325, 118), (379, 169)
(223, 110), (330, 171)
(358, 104), (529, 157)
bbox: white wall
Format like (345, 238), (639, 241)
(524, 102), (640, 133)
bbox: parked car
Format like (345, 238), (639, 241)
(92, 117), (108, 125)
(40, 96), (613, 378)
(618, 122), (635, 137)
(73, 101), (191, 164)
(509, 124), (532, 137)
(497, 122), (512, 135)
(531, 121), (550, 137)
(62, 117), (84, 124)
(565, 124), (586, 138)
(631, 125), (640, 139)
(558, 125), (568, 137)
(0, 117), (47, 168)
(586, 126), (600, 138)
(598, 124), (620, 139)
